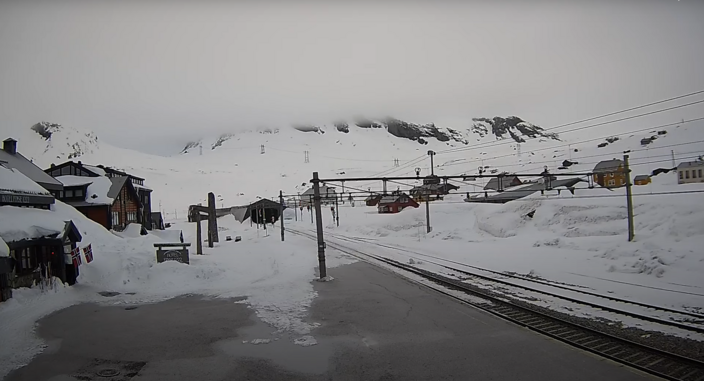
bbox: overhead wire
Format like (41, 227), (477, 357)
(437, 99), (704, 156)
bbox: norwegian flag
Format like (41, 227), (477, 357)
(83, 244), (93, 263)
(72, 247), (82, 267)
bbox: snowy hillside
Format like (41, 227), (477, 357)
(6, 118), (703, 218)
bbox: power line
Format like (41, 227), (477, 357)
(438, 99), (704, 156)
(434, 117), (704, 176)
(542, 89), (704, 132)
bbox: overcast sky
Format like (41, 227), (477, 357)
(0, 0), (702, 155)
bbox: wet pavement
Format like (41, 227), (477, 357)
(4, 261), (655, 380)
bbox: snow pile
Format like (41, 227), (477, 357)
(0, 165), (51, 195)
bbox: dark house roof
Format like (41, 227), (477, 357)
(593, 159), (624, 173)
(378, 193), (414, 205)
(484, 176), (521, 191)
(468, 178), (585, 204)
(1, 138), (63, 191)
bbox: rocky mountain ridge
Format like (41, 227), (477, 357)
(180, 116), (559, 153)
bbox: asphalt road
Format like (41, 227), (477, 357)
(4, 261), (655, 381)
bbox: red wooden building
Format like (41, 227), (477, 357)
(377, 193), (419, 214)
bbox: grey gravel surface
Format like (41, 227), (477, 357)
(3, 261), (656, 381)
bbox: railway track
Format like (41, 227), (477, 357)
(322, 231), (704, 334)
(288, 228), (704, 381)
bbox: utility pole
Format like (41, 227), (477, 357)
(312, 172), (327, 279)
(671, 150), (676, 168)
(261, 145), (265, 154)
(195, 212), (203, 255)
(425, 195), (431, 233)
(335, 193), (340, 227)
(310, 195), (314, 223)
(428, 150), (436, 175)
(624, 154), (635, 242)
(304, 151), (310, 163)
(279, 190), (285, 242)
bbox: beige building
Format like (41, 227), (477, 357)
(677, 161), (704, 184)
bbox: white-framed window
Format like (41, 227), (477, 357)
(686, 170), (690, 179)
(75, 188), (84, 197)
(127, 211), (137, 222)
(699, 169), (703, 178)
(607, 179), (616, 186)
(680, 171), (684, 180)
(112, 211), (120, 226)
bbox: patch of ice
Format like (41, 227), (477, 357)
(294, 335), (318, 347)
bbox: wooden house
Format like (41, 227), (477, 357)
(45, 161), (147, 231)
(634, 175), (651, 186)
(0, 164), (83, 301)
(377, 193), (419, 214)
(151, 212), (165, 230)
(677, 161), (704, 184)
(410, 183), (459, 202)
(300, 185), (337, 206)
(484, 175), (522, 191)
(365, 194), (383, 207)
(593, 159), (626, 188)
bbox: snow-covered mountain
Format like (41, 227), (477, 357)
(180, 116), (558, 153)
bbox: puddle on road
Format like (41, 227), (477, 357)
(213, 317), (352, 374)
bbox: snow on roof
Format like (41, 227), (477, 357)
(82, 164), (106, 176)
(593, 159), (623, 173)
(56, 175), (115, 205)
(0, 148), (63, 190)
(0, 205), (71, 242)
(677, 160), (704, 169)
(55, 175), (95, 187)
(0, 163), (51, 195)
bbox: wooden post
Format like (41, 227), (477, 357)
(624, 154), (635, 242)
(196, 212), (203, 255)
(335, 193), (340, 227)
(313, 172), (327, 279)
(207, 192), (218, 245)
(279, 190), (285, 242)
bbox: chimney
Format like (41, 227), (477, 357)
(3, 138), (17, 154)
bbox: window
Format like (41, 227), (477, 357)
(18, 248), (33, 270)
(127, 211), (137, 222)
(65, 189), (74, 198)
(75, 188), (84, 198)
(607, 179), (616, 186)
(694, 171), (698, 179)
(699, 169), (703, 178)
(686, 170), (690, 179)
(609, 173), (614, 178)
(679, 171), (683, 180)
(60, 167), (70, 175)
(112, 211), (120, 226)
